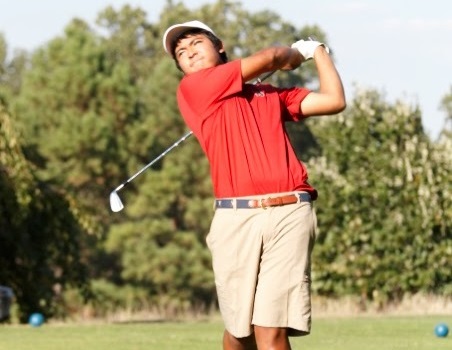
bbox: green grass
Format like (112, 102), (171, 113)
(0, 315), (450, 350)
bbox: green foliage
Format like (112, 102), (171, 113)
(15, 19), (138, 193)
(440, 85), (452, 119)
(0, 35), (27, 103)
(307, 88), (451, 305)
(0, 104), (89, 322)
(439, 85), (452, 143)
(105, 139), (215, 312)
(60, 279), (152, 318)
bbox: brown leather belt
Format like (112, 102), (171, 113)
(215, 192), (311, 209)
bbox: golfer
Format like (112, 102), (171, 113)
(163, 20), (345, 350)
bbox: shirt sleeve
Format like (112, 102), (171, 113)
(177, 60), (243, 118)
(277, 86), (311, 121)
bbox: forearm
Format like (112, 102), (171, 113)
(241, 46), (302, 82)
(314, 47), (345, 109)
(292, 41), (346, 116)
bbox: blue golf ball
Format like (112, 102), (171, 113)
(434, 323), (449, 338)
(28, 312), (45, 327)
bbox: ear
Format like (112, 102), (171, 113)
(218, 41), (225, 53)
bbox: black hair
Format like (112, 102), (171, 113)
(171, 28), (228, 71)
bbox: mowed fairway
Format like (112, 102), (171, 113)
(0, 315), (450, 350)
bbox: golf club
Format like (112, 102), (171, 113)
(109, 70), (278, 212)
(110, 131), (193, 212)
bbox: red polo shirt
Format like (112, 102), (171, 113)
(177, 59), (317, 199)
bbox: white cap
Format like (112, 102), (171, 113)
(163, 20), (216, 56)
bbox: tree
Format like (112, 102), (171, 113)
(307, 88), (451, 305)
(439, 85), (452, 140)
(0, 103), (89, 322)
(0, 34), (27, 104)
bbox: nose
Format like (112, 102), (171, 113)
(187, 46), (197, 58)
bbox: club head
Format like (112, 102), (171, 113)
(110, 191), (124, 212)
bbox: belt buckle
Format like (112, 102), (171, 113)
(261, 198), (270, 209)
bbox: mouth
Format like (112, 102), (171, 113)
(190, 58), (203, 67)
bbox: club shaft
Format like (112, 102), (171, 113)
(116, 131), (193, 191)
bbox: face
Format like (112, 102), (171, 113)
(174, 33), (224, 75)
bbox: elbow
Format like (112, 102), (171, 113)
(301, 91), (346, 116)
(336, 88), (347, 112)
(320, 81), (346, 114)
(329, 95), (346, 114)
(336, 97), (347, 113)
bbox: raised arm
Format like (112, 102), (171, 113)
(240, 40), (345, 116)
(292, 40), (346, 116)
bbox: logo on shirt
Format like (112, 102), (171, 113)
(254, 90), (265, 97)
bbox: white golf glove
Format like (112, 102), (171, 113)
(291, 39), (329, 61)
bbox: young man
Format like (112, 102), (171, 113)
(163, 20), (345, 350)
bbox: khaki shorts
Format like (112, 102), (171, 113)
(206, 192), (318, 338)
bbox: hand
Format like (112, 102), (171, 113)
(291, 39), (329, 61)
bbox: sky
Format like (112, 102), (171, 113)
(1, 0), (451, 139)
